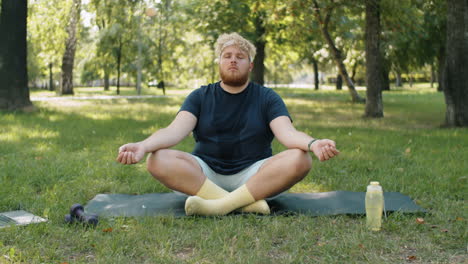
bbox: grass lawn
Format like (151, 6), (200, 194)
(0, 84), (466, 263)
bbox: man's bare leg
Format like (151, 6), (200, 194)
(185, 149), (312, 216)
(147, 149), (269, 213)
(246, 148), (312, 200)
(147, 149), (205, 195)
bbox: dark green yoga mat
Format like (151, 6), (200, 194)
(85, 191), (426, 217)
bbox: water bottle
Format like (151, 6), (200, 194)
(365, 181), (384, 231)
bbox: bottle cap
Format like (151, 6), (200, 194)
(370, 181), (380, 186)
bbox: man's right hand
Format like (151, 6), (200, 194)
(116, 143), (146, 165)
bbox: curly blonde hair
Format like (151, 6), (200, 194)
(215, 33), (256, 62)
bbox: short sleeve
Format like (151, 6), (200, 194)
(179, 88), (202, 118)
(265, 89), (292, 123)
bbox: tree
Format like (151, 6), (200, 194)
(278, 0), (329, 90)
(312, 0), (365, 103)
(59, 0), (81, 95)
(442, 0), (468, 126)
(89, 0), (138, 94)
(188, 0), (271, 85)
(380, 0), (446, 90)
(146, 0), (185, 95)
(364, 0), (383, 117)
(418, 0), (446, 91)
(0, 0), (32, 110)
(251, 5), (266, 85)
(28, 0), (72, 92)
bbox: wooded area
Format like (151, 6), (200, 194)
(0, 0), (467, 126)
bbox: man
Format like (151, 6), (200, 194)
(116, 33), (339, 216)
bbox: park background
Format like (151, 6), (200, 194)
(1, 0), (467, 263)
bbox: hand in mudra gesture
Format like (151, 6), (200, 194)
(310, 139), (340, 161)
(116, 143), (146, 165)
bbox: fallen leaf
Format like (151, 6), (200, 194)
(441, 229), (449, 233)
(456, 217), (464, 221)
(405, 148), (411, 154)
(430, 225), (438, 229)
(406, 255), (417, 261)
(416, 217), (425, 224)
(35, 156), (43, 160)
(358, 244), (365, 249)
(102, 227), (113, 233)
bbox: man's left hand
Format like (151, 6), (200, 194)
(311, 139), (340, 161)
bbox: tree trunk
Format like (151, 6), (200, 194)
(59, 0), (81, 95)
(49, 63), (54, 91)
(211, 48), (217, 83)
(364, 0), (384, 118)
(381, 56), (390, 91)
(251, 11), (266, 85)
(312, 57), (319, 90)
(116, 37), (122, 95)
(395, 70), (402, 87)
(443, 0), (468, 126)
(104, 70), (110, 91)
(0, 0), (32, 110)
(437, 46), (445, 92)
(382, 68), (390, 91)
(312, 0), (364, 103)
(350, 61), (358, 83)
(430, 62), (435, 88)
(336, 73), (342, 90)
(157, 26), (165, 95)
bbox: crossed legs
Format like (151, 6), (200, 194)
(147, 149), (312, 216)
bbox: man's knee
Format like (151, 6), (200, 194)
(288, 148), (312, 179)
(146, 149), (174, 180)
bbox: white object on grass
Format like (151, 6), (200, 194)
(0, 210), (47, 228)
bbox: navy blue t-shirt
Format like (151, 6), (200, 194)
(180, 81), (291, 174)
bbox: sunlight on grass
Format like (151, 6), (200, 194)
(289, 181), (327, 193)
(35, 99), (181, 121)
(29, 86), (193, 98)
(1, 87), (466, 263)
(36, 100), (96, 108)
(0, 124), (59, 143)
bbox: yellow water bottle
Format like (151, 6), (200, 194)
(365, 181), (384, 231)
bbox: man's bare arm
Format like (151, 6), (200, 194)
(140, 111), (197, 152)
(116, 111), (197, 164)
(269, 116), (339, 161)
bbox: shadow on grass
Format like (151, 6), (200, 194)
(0, 97), (185, 214)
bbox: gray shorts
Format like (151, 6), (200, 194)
(192, 154), (270, 192)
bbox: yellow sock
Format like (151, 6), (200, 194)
(186, 184), (261, 216)
(195, 178), (229, 199)
(195, 179), (270, 215)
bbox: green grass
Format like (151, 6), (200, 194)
(29, 86), (191, 98)
(1, 84), (466, 263)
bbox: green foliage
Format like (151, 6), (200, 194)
(27, 0), (72, 83)
(381, 0), (446, 73)
(0, 87), (466, 262)
(25, 0), (448, 90)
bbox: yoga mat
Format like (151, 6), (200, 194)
(85, 191), (426, 217)
(0, 210), (47, 228)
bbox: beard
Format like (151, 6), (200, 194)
(219, 66), (250, 87)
